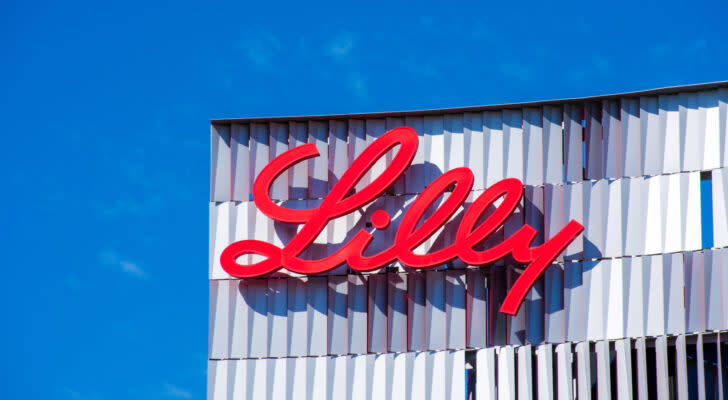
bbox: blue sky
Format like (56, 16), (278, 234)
(1, 1), (727, 399)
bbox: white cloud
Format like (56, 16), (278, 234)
(100, 250), (148, 280)
(164, 383), (193, 399)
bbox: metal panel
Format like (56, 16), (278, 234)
(564, 261), (585, 342)
(664, 253), (686, 335)
(231, 123), (250, 201)
(287, 278), (308, 357)
(448, 351), (466, 400)
(683, 172), (703, 251)
(410, 351), (427, 400)
(230, 280), (250, 358)
(621, 97), (642, 177)
(407, 272), (427, 351)
(685, 251), (707, 333)
(387, 273), (408, 353)
(555, 343), (574, 400)
(309, 356), (327, 400)
(585, 102), (604, 180)
(247, 279), (269, 358)
(426, 270), (446, 351)
(595, 340), (612, 400)
(676, 334), (689, 400)
(210, 202), (231, 279)
(365, 118), (387, 187)
(606, 258), (627, 339)
(564, 103), (584, 182)
(307, 121), (328, 198)
(444, 270), (465, 349)
(444, 113), (465, 171)
(211, 123), (231, 202)
(640, 96), (663, 175)
(634, 337), (649, 400)
(251, 358), (268, 400)
(348, 275), (368, 354)
(625, 256), (647, 338)
(476, 348), (497, 400)
(583, 180), (605, 259)
(267, 278), (288, 357)
(390, 352), (410, 400)
(371, 353), (392, 400)
(705, 249), (726, 331)
(714, 168), (728, 248)
(464, 112), (486, 190)
(424, 115), (445, 185)
(367, 273), (388, 353)
(289, 353), (309, 400)
(615, 339), (633, 400)
(288, 122), (308, 199)
(544, 184), (565, 261)
(466, 269), (487, 348)
(563, 182), (583, 261)
(659, 94), (682, 174)
(544, 264), (564, 343)
(662, 173), (684, 253)
(680, 92), (703, 172)
(268, 357), (287, 400)
(543, 105), (563, 184)
(507, 267), (527, 346)
(347, 119), (368, 193)
(269, 122), (289, 200)
(251, 123), (270, 193)
(429, 351), (446, 400)
(328, 120), (348, 192)
(536, 344), (554, 400)
(328, 276), (348, 355)
(484, 111), (504, 187)
(655, 336), (670, 400)
(623, 176), (645, 256)
(498, 346), (516, 400)
(700, 90), (721, 170)
(575, 342), (592, 400)
(585, 259), (607, 341)
(503, 109), (524, 182)
(645, 254), (666, 336)
(404, 116), (426, 194)
(385, 117), (407, 194)
(326, 356), (351, 400)
(643, 175), (664, 255)
(308, 277), (328, 355)
(603, 99), (623, 178)
(523, 107), (544, 186)
(603, 178), (624, 258)
(209, 279), (231, 359)
(518, 346), (534, 400)
(489, 266), (508, 345)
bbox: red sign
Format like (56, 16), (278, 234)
(220, 127), (583, 315)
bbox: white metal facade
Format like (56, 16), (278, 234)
(209, 84), (728, 399)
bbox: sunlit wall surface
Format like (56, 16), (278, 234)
(209, 83), (728, 399)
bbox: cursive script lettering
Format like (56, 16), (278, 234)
(220, 127), (583, 315)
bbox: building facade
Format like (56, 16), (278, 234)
(208, 82), (728, 399)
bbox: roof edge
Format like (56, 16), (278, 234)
(210, 80), (728, 124)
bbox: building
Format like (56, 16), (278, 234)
(208, 82), (728, 399)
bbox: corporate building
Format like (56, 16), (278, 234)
(208, 82), (728, 399)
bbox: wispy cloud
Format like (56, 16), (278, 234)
(237, 29), (281, 69)
(327, 31), (355, 59)
(100, 250), (148, 280)
(164, 383), (193, 399)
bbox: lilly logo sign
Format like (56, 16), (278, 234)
(221, 127), (583, 315)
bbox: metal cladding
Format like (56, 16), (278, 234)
(209, 83), (728, 399)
